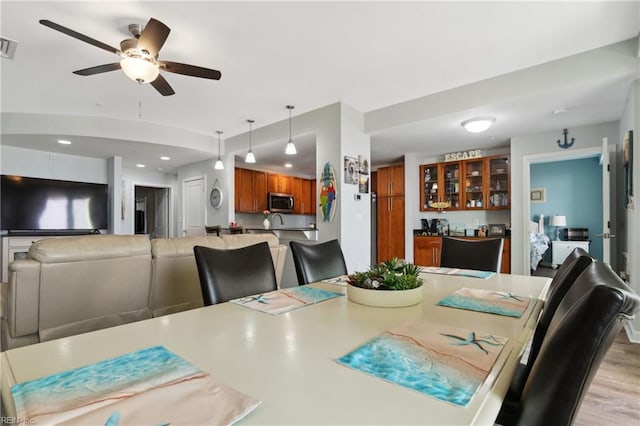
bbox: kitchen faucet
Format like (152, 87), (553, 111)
(271, 213), (285, 226)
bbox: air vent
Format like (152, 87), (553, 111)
(1, 37), (17, 59)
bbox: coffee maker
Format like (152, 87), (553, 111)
(421, 219), (430, 233)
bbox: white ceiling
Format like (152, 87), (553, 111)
(1, 1), (639, 175)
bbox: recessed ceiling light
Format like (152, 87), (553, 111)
(160, 156), (170, 161)
(57, 139), (72, 145)
(284, 162), (293, 168)
(136, 164), (146, 168)
(461, 117), (495, 133)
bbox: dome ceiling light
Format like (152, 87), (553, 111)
(461, 117), (495, 133)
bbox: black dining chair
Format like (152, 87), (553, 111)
(439, 237), (504, 272)
(496, 261), (640, 426)
(289, 239), (348, 285)
(499, 248), (594, 417)
(193, 241), (278, 305)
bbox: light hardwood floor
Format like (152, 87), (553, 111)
(575, 330), (640, 425)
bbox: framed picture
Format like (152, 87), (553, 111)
(530, 187), (546, 203)
(623, 130), (633, 209)
(487, 224), (506, 237)
(344, 156), (358, 184)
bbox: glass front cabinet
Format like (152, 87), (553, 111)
(488, 155), (510, 209)
(419, 155), (509, 212)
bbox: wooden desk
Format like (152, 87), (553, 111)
(1, 273), (549, 425)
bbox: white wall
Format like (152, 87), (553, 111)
(176, 156), (233, 234)
(510, 121), (620, 274)
(339, 104), (371, 272)
(122, 167), (178, 236)
(1, 145), (107, 183)
(619, 79), (639, 341)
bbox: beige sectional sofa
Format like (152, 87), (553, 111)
(1, 233), (287, 350)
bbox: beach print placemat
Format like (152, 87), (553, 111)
(337, 321), (508, 407)
(422, 266), (495, 279)
(11, 346), (260, 425)
(436, 287), (530, 318)
(321, 274), (350, 286)
(231, 286), (343, 315)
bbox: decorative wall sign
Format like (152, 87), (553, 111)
(444, 149), (482, 162)
(344, 156), (358, 184)
(320, 162), (337, 223)
(557, 128), (575, 149)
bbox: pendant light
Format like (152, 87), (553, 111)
(245, 119), (256, 163)
(285, 105), (297, 155)
(214, 130), (224, 170)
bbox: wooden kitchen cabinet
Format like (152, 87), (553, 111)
(291, 178), (314, 215)
(311, 179), (317, 215)
(420, 162), (461, 211)
(377, 164), (404, 196)
(419, 155), (509, 211)
(413, 236), (510, 273)
(267, 173), (293, 194)
(298, 178), (313, 214)
(413, 236), (441, 266)
(377, 164), (405, 263)
(235, 167), (267, 213)
(377, 193), (405, 263)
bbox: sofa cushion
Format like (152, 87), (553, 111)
(29, 234), (151, 263)
(149, 234), (286, 317)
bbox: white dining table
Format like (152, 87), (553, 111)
(1, 272), (549, 425)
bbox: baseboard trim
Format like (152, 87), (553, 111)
(624, 322), (640, 344)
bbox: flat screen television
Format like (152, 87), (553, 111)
(1, 175), (108, 232)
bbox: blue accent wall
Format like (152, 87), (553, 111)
(531, 156), (603, 261)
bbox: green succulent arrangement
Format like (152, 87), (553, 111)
(347, 258), (423, 291)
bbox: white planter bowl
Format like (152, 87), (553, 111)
(346, 284), (423, 308)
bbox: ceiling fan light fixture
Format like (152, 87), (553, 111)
(245, 119), (256, 163)
(214, 130), (224, 170)
(120, 56), (159, 83)
(461, 117), (495, 133)
(285, 105), (297, 155)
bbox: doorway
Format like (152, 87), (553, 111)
(523, 144), (614, 273)
(134, 185), (170, 239)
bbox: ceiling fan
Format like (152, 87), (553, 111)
(39, 18), (222, 96)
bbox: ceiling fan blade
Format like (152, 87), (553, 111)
(159, 61), (222, 80)
(73, 63), (121, 76)
(150, 74), (175, 96)
(39, 19), (119, 55)
(137, 18), (170, 58)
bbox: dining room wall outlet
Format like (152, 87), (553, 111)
(473, 218), (479, 228)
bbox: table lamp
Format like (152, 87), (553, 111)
(549, 215), (567, 241)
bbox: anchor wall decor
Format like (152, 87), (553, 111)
(557, 128), (575, 149)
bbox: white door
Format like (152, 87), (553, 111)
(598, 138), (612, 264)
(154, 188), (169, 238)
(183, 177), (206, 236)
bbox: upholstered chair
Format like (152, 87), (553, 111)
(499, 248), (594, 418)
(289, 239), (348, 285)
(193, 242), (277, 305)
(439, 237), (504, 272)
(497, 261), (640, 425)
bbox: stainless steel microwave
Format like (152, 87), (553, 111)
(268, 192), (294, 213)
